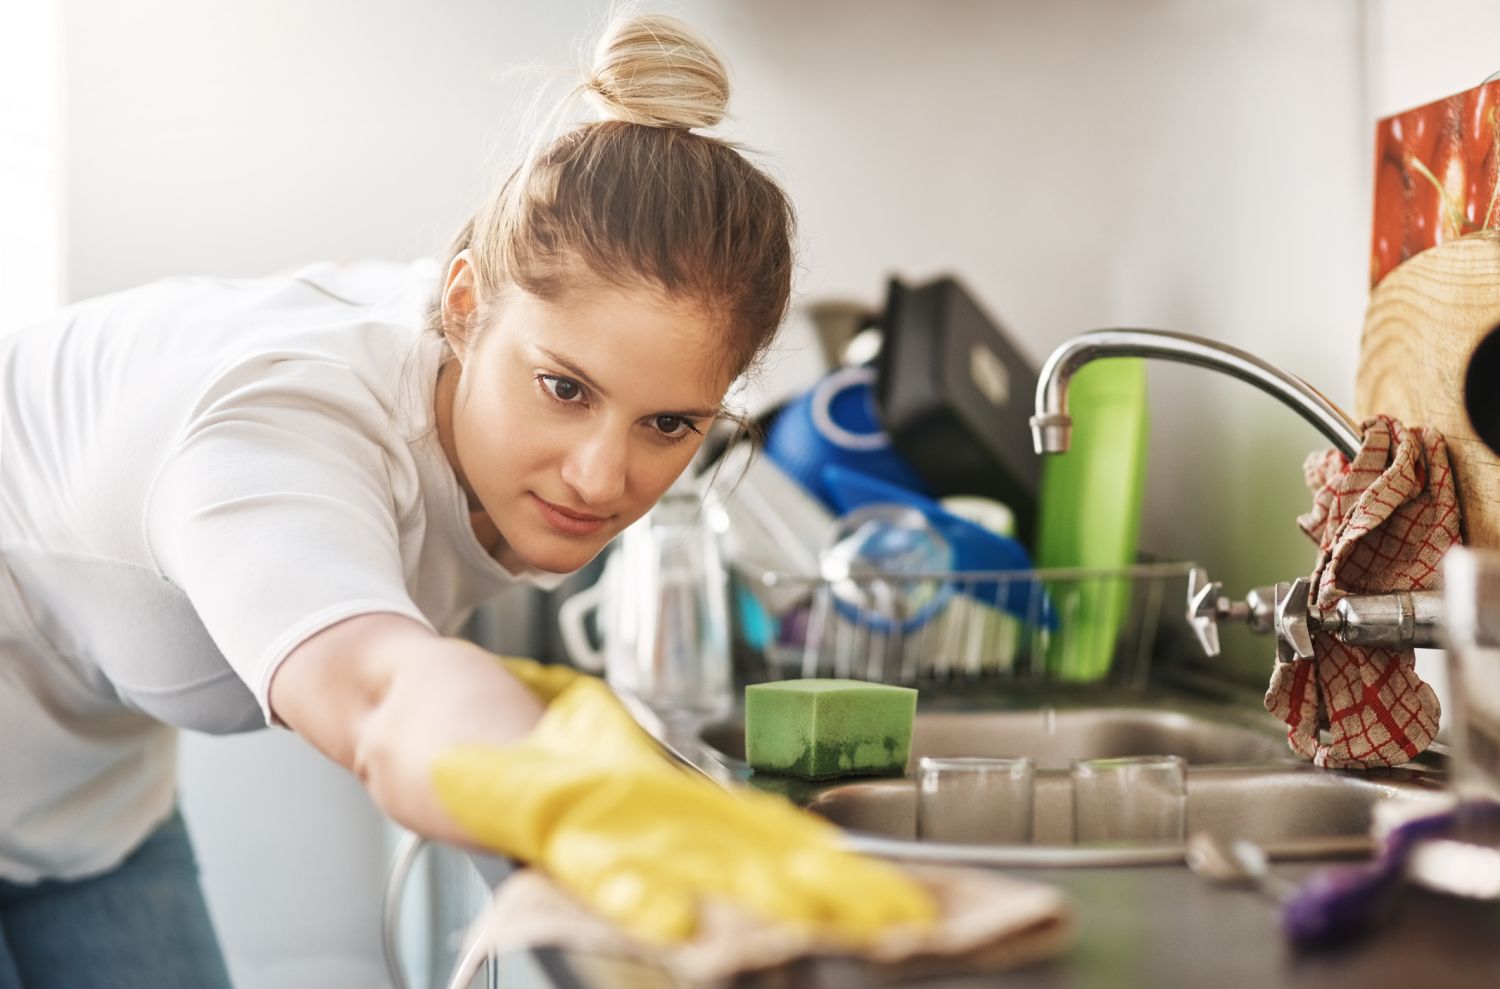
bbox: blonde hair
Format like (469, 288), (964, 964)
(438, 12), (795, 383)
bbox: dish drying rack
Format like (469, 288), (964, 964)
(733, 561), (1199, 691)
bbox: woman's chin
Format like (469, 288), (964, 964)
(503, 531), (608, 576)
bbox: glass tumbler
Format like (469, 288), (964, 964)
(1071, 755), (1188, 844)
(1443, 547), (1500, 805)
(605, 488), (732, 724)
(916, 756), (1035, 845)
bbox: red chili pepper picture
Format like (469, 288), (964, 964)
(1371, 79), (1500, 287)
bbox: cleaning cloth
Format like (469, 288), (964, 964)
(1264, 415), (1461, 768)
(458, 861), (1071, 987)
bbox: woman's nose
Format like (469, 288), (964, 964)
(559, 430), (628, 506)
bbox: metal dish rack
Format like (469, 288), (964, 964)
(733, 561), (1199, 691)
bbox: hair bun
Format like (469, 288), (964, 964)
(583, 13), (729, 130)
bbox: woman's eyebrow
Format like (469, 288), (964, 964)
(538, 346), (718, 419)
(539, 347), (608, 398)
(659, 403), (722, 420)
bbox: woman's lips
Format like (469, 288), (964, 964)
(530, 493), (611, 537)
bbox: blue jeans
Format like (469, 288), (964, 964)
(0, 808), (233, 989)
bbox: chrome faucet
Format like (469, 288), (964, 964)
(1186, 568), (1444, 659)
(1028, 328), (1363, 458)
(1027, 328), (1441, 660)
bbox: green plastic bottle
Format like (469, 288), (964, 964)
(1035, 358), (1150, 682)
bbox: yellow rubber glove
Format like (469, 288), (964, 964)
(496, 655), (586, 704)
(435, 665), (938, 946)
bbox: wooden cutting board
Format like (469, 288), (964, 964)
(1356, 230), (1500, 549)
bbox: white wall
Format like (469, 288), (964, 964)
(1, 2), (64, 326)
(687, 0), (1371, 674)
(61, 0), (1478, 985)
(1366, 0), (1500, 115)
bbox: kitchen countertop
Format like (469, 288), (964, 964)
(468, 685), (1500, 988)
(491, 860), (1500, 989)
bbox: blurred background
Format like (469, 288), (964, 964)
(1, 0), (1494, 985)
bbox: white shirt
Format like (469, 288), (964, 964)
(0, 260), (559, 882)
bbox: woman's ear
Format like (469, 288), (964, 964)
(441, 250), (478, 362)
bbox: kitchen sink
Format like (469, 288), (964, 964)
(805, 763), (1445, 865)
(689, 702), (1448, 866)
(698, 705), (1291, 771)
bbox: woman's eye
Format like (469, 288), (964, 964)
(653, 415), (695, 438)
(540, 375), (585, 403)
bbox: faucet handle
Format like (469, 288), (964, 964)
(1274, 578), (1317, 659)
(1186, 567), (1279, 657)
(1190, 569), (1442, 661)
(1187, 567), (1226, 656)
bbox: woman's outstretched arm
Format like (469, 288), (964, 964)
(268, 613), (546, 848)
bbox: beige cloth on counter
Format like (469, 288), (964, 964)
(462, 863), (1072, 987)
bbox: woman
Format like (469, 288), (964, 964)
(0, 12), (930, 987)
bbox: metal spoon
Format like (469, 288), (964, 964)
(1187, 830), (1403, 949)
(1186, 831), (1298, 901)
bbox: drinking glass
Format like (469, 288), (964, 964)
(1443, 547), (1500, 805)
(1071, 754), (1188, 844)
(916, 756), (1035, 844)
(604, 488), (733, 723)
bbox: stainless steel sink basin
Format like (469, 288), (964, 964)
(699, 705), (1290, 770)
(804, 763), (1445, 865)
(691, 702), (1448, 866)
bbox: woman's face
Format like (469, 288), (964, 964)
(437, 257), (732, 575)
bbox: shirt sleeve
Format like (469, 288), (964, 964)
(143, 358), (434, 726)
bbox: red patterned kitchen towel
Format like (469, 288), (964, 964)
(1264, 415), (1461, 769)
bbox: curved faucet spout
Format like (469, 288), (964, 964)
(1029, 329), (1362, 459)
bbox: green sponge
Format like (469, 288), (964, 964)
(744, 679), (918, 780)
